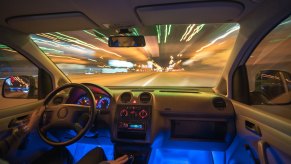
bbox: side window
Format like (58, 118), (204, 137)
(246, 16), (291, 105)
(0, 43), (39, 109)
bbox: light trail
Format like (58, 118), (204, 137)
(132, 28), (139, 36)
(156, 25), (161, 44)
(164, 25), (168, 43)
(87, 58), (97, 62)
(36, 32), (122, 58)
(185, 24), (205, 42)
(142, 75), (158, 86)
(83, 30), (107, 44)
(196, 25), (240, 52)
(168, 25), (172, 35)
(47, 54), (81, 60)
(180, 24), (195, 41)
(93, 30), (109, 40)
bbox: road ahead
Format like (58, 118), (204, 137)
(68, 71), (219, 87)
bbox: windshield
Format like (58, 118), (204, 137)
(31, 23), (239, 87)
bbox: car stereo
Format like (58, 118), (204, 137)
(115, 105), (151, 141)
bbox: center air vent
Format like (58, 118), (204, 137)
(213, 97), (226, 109)
(139, 92), (152, 103)
(120, 92), (132, 103)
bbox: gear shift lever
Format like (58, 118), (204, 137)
(127, 154), (134, 164)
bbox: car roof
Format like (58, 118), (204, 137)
(0, 0), (289, 33)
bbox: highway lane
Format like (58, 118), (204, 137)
(69, 71), (220, 87)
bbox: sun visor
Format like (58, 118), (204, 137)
(6, 12), (98, 33)
(136, 1), (244, 25)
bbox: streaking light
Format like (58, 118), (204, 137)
(132, 28), (139, 36)
(108, 60), (134, 68)
(83, 30), (107, 44)
(156, 25), (161, 44)
(180, 24), (205, 42)
(186, 24), (205, 42)
(47, 54), (81, 61)
(36, 32), (122, 58)
(164, 25), (168, 43)
(196, 25), (240, 52)
(180, 24), (195, 41)
(87, 58), (97, 62)
(168, 25), (172, 36)
(102, 68), (128, 73)
(93, 30), (109, 40)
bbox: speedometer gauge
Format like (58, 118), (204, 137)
(97, 97), (110, 109)
(77, 96), (90, 106)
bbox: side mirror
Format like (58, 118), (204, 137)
(2, 76), (37, 99)
(252, 70), (291, 104)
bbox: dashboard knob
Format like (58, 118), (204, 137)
(120, 109), (128, 117)
(139, 110), (148, 119)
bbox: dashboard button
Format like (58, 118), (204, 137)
(139, 110), (148, 119)
(120, 109), (128, 117)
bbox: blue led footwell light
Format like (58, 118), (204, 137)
(148, 148), (225, 164)
(67, 130), (225, 164)
(67, 143), (114, 162)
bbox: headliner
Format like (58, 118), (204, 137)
(0, 0), (270, 33)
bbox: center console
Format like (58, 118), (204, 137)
(115, 105), (151, 141)
(112, 92), (153, 164)
(113, 92), (152, 143)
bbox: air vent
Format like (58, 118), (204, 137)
(213, 97), (226, 109)
(140, 92), (152, 103)
(120, 92), (132, 103)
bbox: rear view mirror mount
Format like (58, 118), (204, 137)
(108, 36), (146, 47)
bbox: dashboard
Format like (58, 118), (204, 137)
(51, 84), (235, 163)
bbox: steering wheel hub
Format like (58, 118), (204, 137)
(57, 107), (68, 119)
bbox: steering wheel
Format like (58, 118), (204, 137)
(38, 83), (96, 146)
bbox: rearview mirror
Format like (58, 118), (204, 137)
(108, 36), (146, 47)
(252, 70), (291, 104)
(2, 76), (37, 99)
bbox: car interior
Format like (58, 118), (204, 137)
(0, 0), (290, 164)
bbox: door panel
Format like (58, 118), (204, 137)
(0, 101), (42, 136)
(229, 100), (291, 164)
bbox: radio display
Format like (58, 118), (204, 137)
(128, 123), (144, 130)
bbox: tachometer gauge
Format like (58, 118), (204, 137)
(77, 96), (90, 106)
(97, 97), (110, 109)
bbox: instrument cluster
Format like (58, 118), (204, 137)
(76, 94), (111, 109)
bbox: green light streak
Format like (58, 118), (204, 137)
(84, 30), (107, 43)
(83, 30), (95, 37)
(93, 30), (109, 40)
(0, 44), (9, 49)
(133, 28), (139, 36)
(164, 25), (168, 43)
(156, 25), (161, 44)
(95, 37), (107, 44)
(168, 24), (172, 36)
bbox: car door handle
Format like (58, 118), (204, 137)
(245, 120), (261, 136)
(8, 115), (30, 128)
